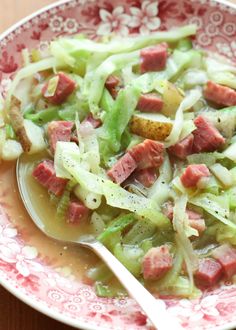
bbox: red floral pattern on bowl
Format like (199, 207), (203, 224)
(0, 0), (236, 329)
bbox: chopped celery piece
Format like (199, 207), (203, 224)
(87, 263), (113, 282)
(95, 281), (127, 298)
(123, 219), (156, 245)
(177, 38), (193, 51)
(114, 243), (143, 277)
(225, 187), (236, 210)
(56, 180), (77, 221)
(203, 176), (221, 195)
(25, 107), (60, 124)
(187, 152), (224, 167)
(158, 276), (201, 298)
(98, 213), (136, 242)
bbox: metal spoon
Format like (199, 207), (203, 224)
(16, 158), (183, 330)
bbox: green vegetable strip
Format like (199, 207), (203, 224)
(5, 124), (16, 139)
(95, 281), (126, 298)
(100, 89), (115, 113)
(51, 25), (197, 63)
(25, 107), (60, 124)
(87, 50), (140, 113)
(56, 180), (77, 221)
(60, 149), (169, 227)
(101, 85), (141, 154)
(98, 213), (136, 242)
(6, 57), (58, 110)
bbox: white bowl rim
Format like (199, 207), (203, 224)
(0, 0), (236, 329)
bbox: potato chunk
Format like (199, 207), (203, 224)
(161, 81), (183, 118)
(130, 113), (173, 141)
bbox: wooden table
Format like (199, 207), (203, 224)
(1, 0), (236, 329)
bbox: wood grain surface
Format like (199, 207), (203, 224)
(1, 0), (236, 330)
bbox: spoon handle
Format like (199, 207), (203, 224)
(87, 240), (183, 330)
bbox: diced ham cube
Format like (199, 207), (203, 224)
(83, 113), (102, 129)
(107, 153), (137, 184)
(212, 244), (236, 278)
(193, 115), (225, 153)
(42, 72), (76, 105)
(47, 121), (74, 154)
(142, 245), (173, 280)
(67, 200), (89, 224)
(163, 201), (206, 234)
(47, 176), (68, 196)
(133, 168), (157, 188)
(194, 258), (223, 287)
(137, 93), (163, 113)
(32, 160), (55, 188)
(140, 43), (168, 73)
(204, 81), (236, 107)
(32, 160), (68, 196)
(105, 75), (120, 89)
(105, 75), (120, 99)
(180, 164), (210, 188)
(168, 134), (194, 160)
(129, 139), (164, 170)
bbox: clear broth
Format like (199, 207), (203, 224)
(0, 158), (99, 279)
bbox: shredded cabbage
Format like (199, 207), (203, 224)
(6, 57), (58, 109)
(165, 89), (201, 147)
(205, 57), (236, 89)
(99, 84), (141, 160)
(148, 155), (172, 205)
(190, 193), (236, 229)
(50, 25), (197, 69)
(57, 144), (169, 226)
(173, 195), (199, 291)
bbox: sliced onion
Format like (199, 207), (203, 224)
(210, 163), (233, 188)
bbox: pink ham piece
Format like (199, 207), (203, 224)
(82, 113), (102, 129)
(133, 168), (157, 188)
(129, 139), (164, 170)
(140, 43), (168, 73)
(204, 81), (236, 107)
(163, 202), (206, 234)
(107, 153), (137, 184)
(47, 121), (74, 154)
(42, 72), (76, 105)
(212, 244), (236, 278)
(180, 164), (210, 188)
(32, 160), (68, 196)
(193, 115), (225, 153)
(168, 134), (194, 160)
(194, 258), (223, 287)
(67, 200), (89, 224)
(105, 75), (120, 99)
(137, 93), (163, 113)
(142, 245), (173, 280)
